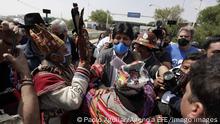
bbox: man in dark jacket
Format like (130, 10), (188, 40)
(96, 22), (140, 87)
(133, 32), (162, 79)
(20, 13), (47, 71)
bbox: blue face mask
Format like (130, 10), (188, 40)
(113, 42), (129, 55)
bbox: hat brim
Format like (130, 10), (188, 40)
(19, 24), (50, 29)
(134, 40), (158, 49)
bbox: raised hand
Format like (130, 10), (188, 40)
(29, 24), (65, 54)
(76, 29), (93, 65)
(3, 49), (31, 79)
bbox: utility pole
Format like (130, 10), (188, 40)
(106, 11), (109, 29)
(193, 0), (203, 27)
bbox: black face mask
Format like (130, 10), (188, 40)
(178, 38), (189, 46)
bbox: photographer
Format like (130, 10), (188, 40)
(0, 20), (40, 124)
(152, 21), (172, 69)
(157, 52), (203, 117)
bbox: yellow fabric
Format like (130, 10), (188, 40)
(29, 24), (65, 54)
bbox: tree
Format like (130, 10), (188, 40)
(89, 10), (113, 26)
(154, 5), (184, 22)
(194, 4), (220, 43)
(154, 5), (185, 42)
(66, 19), (74, 30)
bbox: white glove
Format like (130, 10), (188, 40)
(161, 91), (176, 104)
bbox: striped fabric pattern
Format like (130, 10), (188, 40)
(87, 88), (156, 124)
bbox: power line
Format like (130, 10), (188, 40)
(17, 0), (41, 12)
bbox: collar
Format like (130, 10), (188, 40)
(65, 37), (70, 43)
(143, 54), (153, 62)
(113, 50), (129, 60)
(177, 43), (191, 51)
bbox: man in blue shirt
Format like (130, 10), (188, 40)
(166, 26), (199, 67)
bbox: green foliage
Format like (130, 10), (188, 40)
(165, 24), (181, 42)
(147, 21), (155, 26)
(154, 5), (184, 41)
(154, 5), (184, 21)
(89, 10), (113, 24)
(194, 4), (220, 43)
(43, 17), (56, 24)
(65, 19), (74, 30)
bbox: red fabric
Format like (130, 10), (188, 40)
(87, 89), (155, 124)
(33, 72), (66, 96)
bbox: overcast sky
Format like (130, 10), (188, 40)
(0, 0), (218, 23)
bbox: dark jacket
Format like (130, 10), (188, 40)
(169, 96), (182, 117)
(22, 37), (79, 71)
(23, 39), (44, 71)
(67, 36), (79, 64)
(144, 54), (161, 79)
(0, 62), (19, 115)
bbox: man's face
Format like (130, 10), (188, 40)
(180, 59), (196, 74)
(181, 82), (205, 123)
(50, 45), (68, 63)
(133, 43), (146, 53)
(178, 30), (192, 41)
(51, 26), (66, 41)
(207, 42), (220, 58)
(113, 33), (131, 46)
(181, 83), (193, 118)
(58, 45), (68, 58)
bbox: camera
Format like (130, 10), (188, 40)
(163, 68), (188, 95)
(152, 20), (164, 40)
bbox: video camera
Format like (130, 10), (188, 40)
(163, 68), (189, 96)
(152, 20), (164, 40)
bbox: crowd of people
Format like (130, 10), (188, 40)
(0, 10), (220, 124)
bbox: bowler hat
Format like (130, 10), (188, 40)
(20, 13), (45, 28)
(134, 32), (158, 49)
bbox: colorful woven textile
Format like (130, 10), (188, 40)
(87, 87), (156, 124)
(29, 24), (65, 54)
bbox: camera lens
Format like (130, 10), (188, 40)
(164, 71), (175, 81)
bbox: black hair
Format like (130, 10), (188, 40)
(112, 22), (134, 40)
(203, 35), (220, 50)
(188, 53), (220, 121)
